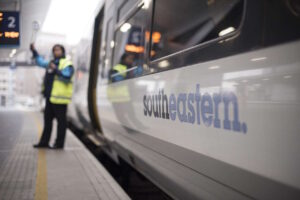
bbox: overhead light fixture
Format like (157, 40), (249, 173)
(158, 60), (170, 68)
(251, 57), (267, 62)
(218, 27), (235, 37)
(222, 81), (239, 90)
(223, 68), (265, 80)
(110, 41), (115, 48)
(120, 23), (132, 33)
(9, 49), (17, 58)
(142, 0), (151, 9)
(208, 65), (220, 70)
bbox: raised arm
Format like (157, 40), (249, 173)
(30, 44), (49, 68)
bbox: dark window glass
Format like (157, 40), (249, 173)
(263, 0), (300, 46)
(118, 0), (139, 22)
(111, 8), (147, 82)
(151, 0), (244, 60)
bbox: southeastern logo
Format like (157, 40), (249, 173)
(143, 84), (247, 133)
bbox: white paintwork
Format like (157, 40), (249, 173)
(66, 0), (300, 198)
(97, 40), (300, 190)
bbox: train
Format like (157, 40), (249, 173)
(67, 0), (300, 199)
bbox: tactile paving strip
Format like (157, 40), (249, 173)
(0, 112), (38, 200)
(0, 112), (130, 200)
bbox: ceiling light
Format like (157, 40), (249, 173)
(120, 23), (132, 33)
(142, 0), (151, 9)
(218, 27), (235, 37)
(208, 65), (220, 70)
(110, 41), (115, 48)
(158, 60), (170, 68)
(251, 57), (267, 62)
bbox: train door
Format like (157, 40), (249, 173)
(88, 7), (105, 133)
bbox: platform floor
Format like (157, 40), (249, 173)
(0, 111), (130, 200)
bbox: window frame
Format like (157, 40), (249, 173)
(149, 0), (247, 63)
(117, 0), (141, 23)
(110, 2), (151, 78)
(107, 0), (269, 84)
(117, 0), (128, 22)
(101, 17), (114, 79)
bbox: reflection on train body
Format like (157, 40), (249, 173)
(68, 0), (300, 199)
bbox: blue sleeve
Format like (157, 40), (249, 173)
(56, 65), (74, 80)
(35, 55), (49, 68)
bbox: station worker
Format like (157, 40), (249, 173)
(30, 43), (74, 149)
(107, 53), (134, 102)
(110, 53), (132, 82)
(110, 53), (142, 82)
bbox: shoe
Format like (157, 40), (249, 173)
(33, 143), (50, 148)
(50, 144), (64, 150)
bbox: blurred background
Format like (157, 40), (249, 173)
(0, 0), (102, 111)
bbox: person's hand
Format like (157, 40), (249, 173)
(49, 62), (56, 70)
(30, 43), (35, 51)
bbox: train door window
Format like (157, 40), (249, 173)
(117, 0), (139, 22)
(103, 18), (114, 78)
(110, 7), (148, 82)
(150, 0), (245, 61)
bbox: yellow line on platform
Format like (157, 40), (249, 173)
(33, 113), (48, 200)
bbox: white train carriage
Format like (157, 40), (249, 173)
(68, 0), (300, 199)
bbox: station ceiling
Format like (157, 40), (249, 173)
(0, 0), (102, 65)
(0, 0), (51, 63)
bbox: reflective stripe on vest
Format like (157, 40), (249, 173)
(107, 64), (130, 102)
(50, 58), (73, 104)
(107, 84), (130, 102)
(113, 64), (127, 77)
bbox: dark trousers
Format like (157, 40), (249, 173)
(39, 99), (67, 147)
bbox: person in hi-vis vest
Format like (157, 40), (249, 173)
(30, 43), (74, 149)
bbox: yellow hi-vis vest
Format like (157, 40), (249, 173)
(107, 64), (130, 102)
(50, 58), (73, 104)
(113, 64), (127, 78)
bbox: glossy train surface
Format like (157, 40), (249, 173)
(68, 0), (300, 199)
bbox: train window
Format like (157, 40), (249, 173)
(150, 0), (244, 60)
(110, 7), (147, 82)
(103, 18), (114, 78)
(117, 0), (139, 22)
(263, 0), (300, 46)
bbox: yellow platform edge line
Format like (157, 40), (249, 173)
(33, 113), (48, 200)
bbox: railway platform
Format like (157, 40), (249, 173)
(0, 111), (130, 200)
